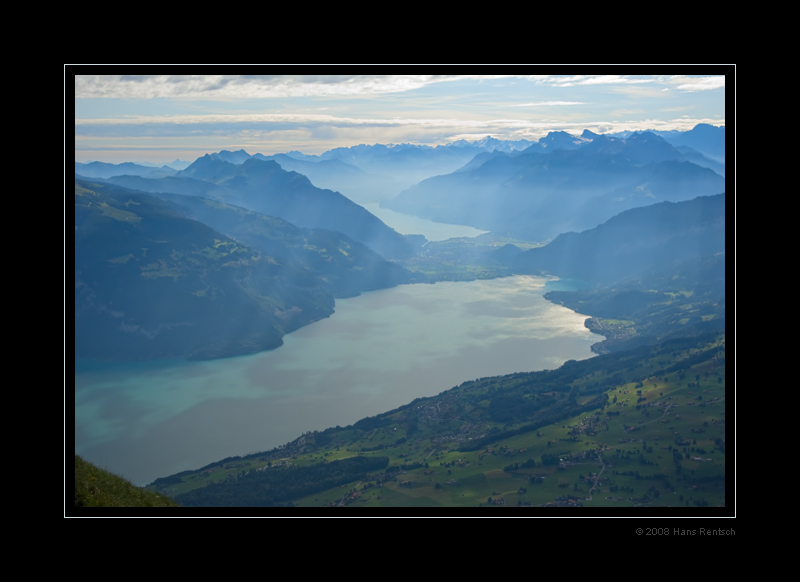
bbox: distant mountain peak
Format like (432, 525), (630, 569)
(211, 149), (252, 165)
(178, 153), (238, 180)
(627, 130), (662, 141)
(539, 130), (588, 150)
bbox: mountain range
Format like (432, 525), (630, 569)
(92, 156), (418, 261)
(382, 129), (725, 241)
(74, 161), (178, 180)
(74, 178), (413, 360)
(74, 124), (726, 362)
(73, 124), (728, 509)
(497, 193), (725, 285)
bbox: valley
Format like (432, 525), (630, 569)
(73, 116), (728, 511)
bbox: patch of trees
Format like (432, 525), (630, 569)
(489, 394), (541, 422)
(685, 473), (725, 485)
(386, 461), (423, 473)
(665, 346), (723, 373)
(541, 453), (559, 466)
(579, 384), (606, 395)
(174, 455), (389, 507)
(360, 443), (387, 452)
(314, 431), (333, 446)
(459, 394), (606, 452)
(147, 472), (189, 487)
(195, 455), (242, 473)
(353, 415), (394, 431)
(504, 458), (537, 472)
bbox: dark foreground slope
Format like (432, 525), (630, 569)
(74, 455), (180, 508)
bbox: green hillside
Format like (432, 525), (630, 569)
(147, 191), (417, 298)
(74, 455), (180, 508)
(75, 179), (335, 360)
(142, 193), (727, 509)
(150, 331), (726, 509)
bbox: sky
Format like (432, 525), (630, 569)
(72, 72), (728, 166)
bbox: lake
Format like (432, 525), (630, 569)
(74, 275), (598, 486)
(361, 202), (488, 241)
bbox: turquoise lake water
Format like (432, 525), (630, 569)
(74, 275), (597, 486)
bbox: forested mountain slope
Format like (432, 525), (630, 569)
(75, 179), (335, 360)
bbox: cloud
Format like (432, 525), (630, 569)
(75, 111), (555, 136)
(72, 74), (726, 161)
(512, 101), (587, 107)
(534, 74), (725, 93)
(74, 74), (537, 100)
(540, 75), (653, 88)
(668, 75), (726, 91)
(74, 109), (724, 149)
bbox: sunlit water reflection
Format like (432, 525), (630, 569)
(362, 202), (488, 241)
(74, 276), (597, 485)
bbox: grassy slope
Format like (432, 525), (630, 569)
(296, 338), (726, 508)
(74, 455), (180, 508)
(151, 333), (726, 509)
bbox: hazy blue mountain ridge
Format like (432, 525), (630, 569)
(659, 123), (725, 163)
(499, 192), (725, 285)
(535, 130), (591, 151)
(100, 156), (416, 260)
(75, 179), (336, 361)
(103, 173), (236, 201)
(211, 157), (417, 260)
(75, 161), (178, 180)
(383, 130), (724, 241)
(177, 154), (241, 182)
(315, 139), (535, 195)
(149, 191), (417, 298)
(253, 153), (398, 204)
(208, 149), (253, 165)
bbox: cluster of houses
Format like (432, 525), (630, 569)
(542, 496), (583, 507)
